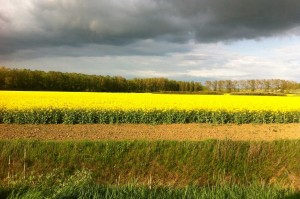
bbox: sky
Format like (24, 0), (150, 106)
(1, 0), (300, 81)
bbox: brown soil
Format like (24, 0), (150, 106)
(0, 123), (300, 141)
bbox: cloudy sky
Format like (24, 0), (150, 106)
(1, 0), (300, 81)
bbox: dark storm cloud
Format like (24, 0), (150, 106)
(1, 0), (300, 55)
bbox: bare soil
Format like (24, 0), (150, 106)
(0, 123), (299, 141)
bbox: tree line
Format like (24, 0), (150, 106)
(205, 79), (300, 92)
(0, 67), (203, 92)
(1, 67), (299, 93)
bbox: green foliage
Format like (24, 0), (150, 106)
(1, 109), (300, 124)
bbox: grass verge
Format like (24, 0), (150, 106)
(0, 140), (299, 189)
(1, 182), (299, 199)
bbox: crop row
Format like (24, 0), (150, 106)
(1, 109), (300, 124)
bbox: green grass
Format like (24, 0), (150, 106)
(2, 183), (298, 199)
(1, 140), (299, 198)
(1, 140), (299, 188)
(1, 109), (300, 124)
(1, 170), (299, 199)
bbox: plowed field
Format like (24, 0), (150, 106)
(1, 123), (299, 141)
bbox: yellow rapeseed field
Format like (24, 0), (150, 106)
(1, 91), (300, 112)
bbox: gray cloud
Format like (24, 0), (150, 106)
(3, 41), (300, 82)
(0, 40), (191, 62)
(1, 0), (300, 55)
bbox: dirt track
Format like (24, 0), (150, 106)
(0, 123), (300, 141)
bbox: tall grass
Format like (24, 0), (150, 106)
(3, 184), (298, 199)
(1, 170), (299, 199)
(1, 140), (299, 188)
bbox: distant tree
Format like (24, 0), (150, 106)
(0, 67), (204, 93)
(2, 67), (298, 93)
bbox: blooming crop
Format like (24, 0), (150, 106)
(1, 91), (299, 112)
(1, 91), (300, 124)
